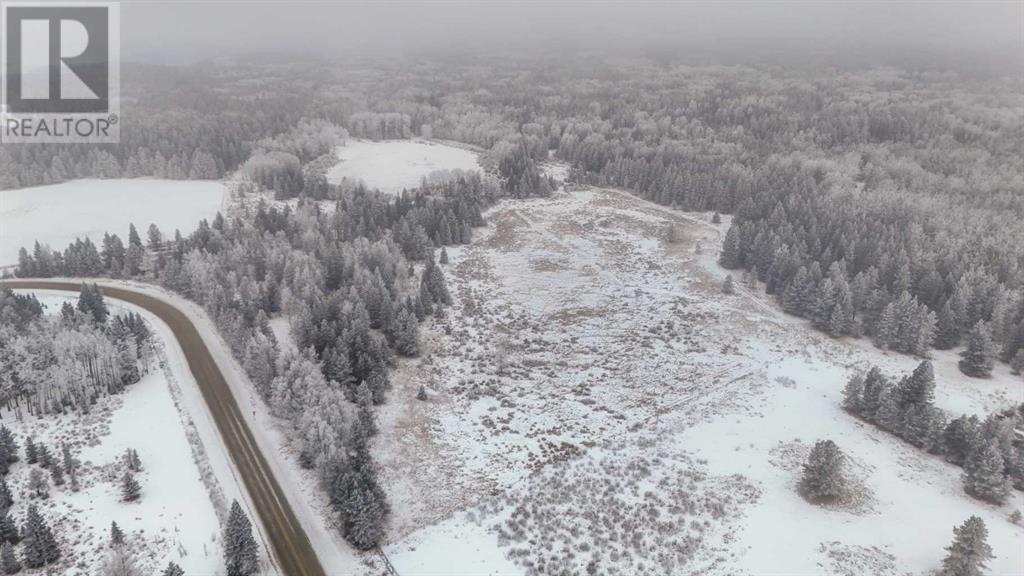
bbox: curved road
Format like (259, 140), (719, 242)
(2, 280), (326, 576)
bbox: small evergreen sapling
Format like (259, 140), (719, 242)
(121, 472), (141, 502)
(162, 561), (184, 576)
(110, 521), (125, 547)
(799, 439), (847, 502)
(722, 275), (735, 295)
(941, 516), (993, 576)
(28, 469), (48, 499)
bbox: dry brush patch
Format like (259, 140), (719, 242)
(482, 442), (759, 575)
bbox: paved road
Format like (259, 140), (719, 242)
(2, 280), (326, 576)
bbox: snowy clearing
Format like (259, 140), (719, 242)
(377, 186), (1024, 575)
(0, 179), (225, 267)
(326, 140), (481, 194)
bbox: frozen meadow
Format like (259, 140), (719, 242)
(0, 179), (225, 268)
(326, 140), (482, 195)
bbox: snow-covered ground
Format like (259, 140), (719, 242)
(326, 139), (481, 194)
(6, 290), (233, 575)
(0, 179), (225, 267)
(376, 185), (1024, 575)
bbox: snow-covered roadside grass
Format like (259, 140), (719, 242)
(376, 184), (1023, 575)
(6, 291), (226, 575)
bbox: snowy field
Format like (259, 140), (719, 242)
(0, 179), (225, 267)
(375, 183), (1024, 574)
(326, 140), (481, 194)
(5, 291), (231, 576)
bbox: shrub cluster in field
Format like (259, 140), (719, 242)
(486, 446), (757, 575)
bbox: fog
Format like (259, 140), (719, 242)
(120, 1), (1021, 65)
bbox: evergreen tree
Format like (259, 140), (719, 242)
(439, 247), (449, 265)
(0, 480), (11, 511)
(36, 445), (52, 469)
(895, 361), (935, 409)
(959, 321), (996, 378)
(416, 385), (428, 401)
(934, 302), (960, 350)
(121, 472), (141, 502)
(21, 505), (59, 568)
(49, 464), (64, 487)
(799, 440), (847, 502)
(719, 225), (743, 269)
(110, 521), (125, 547)
(327, 451), (389, 550)
(24, 438), (36, 465)
(943, 415), (981, 467)
(61, 443), (77, 476)
(859, 367), (889, 420)
(1011, 349), (1024, 376)
(722, 275), (735, 295)
(125, 448), (142, 472)
(0, 514), (18, 545)
(223, 500), (260, 576)
(841, 373), (864, 414)
(0, 428), (17, 464)
(941, 516), (993, 576)
(963, 439), (1011, 504)
(0, 542), (18, 575)
(162, 562), (184, 576)
(392, 307), (419, 357)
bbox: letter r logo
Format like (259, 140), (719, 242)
(3, 4), (111, 113)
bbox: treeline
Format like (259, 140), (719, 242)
(842, 361), (1023, 504)
(0, 285), (150, 417)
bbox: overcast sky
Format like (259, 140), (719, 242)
(120, 1), (1022, 64)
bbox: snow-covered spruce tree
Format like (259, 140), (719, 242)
(943, 415), (982, 467)
(722, 275), (735, 295)
(439, 246), (449, 265)
(24, 438), (37, 465)
(121, 472), (141, 502)
(718, 225), (743, 269)
(327, 442), (389, 550)
(941, 516), (993, 576)
(390, 306), (419, 357)
(77, 283), (109, 324)
(49, 464), (64, 487)
(61, 443), (77, 477)
(162, 561), (184, 576)
(110, 521), (125, 547)
(959, 321), (996, 378)
(20, 504), (59, 568)
(1012, 349), (1024, 376)
(36, 445), (52, 469)
(799, 440), (847, 502)
(125, 448), (143, 472)
(0, 542), (18, 575)
(416, 385), (428, 401)
(0, 427), (18, 464)
(223, 500), (260, 576)
(841, 373), (864, 414)
(858, 367), (889, 421)
(0, 480), (11, 511)
(0, 513), (18, 545)
(963, 439), (1011, 505)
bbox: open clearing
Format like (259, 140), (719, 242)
(378, 184), (1024, 575)
(0, 179), (225, 267)
(326, 140), (481, 194)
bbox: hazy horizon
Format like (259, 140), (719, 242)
(121, 1), (1022, 67)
